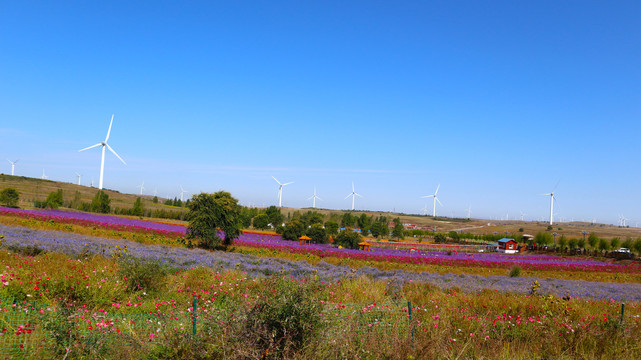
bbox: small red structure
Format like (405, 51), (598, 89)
(498, 238), (518, 254)
(409, 248), (421, 255)
(358, 242), (371, 251)
(299, 235), (311, 245)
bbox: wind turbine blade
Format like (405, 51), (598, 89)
(272, 176), (281, 185)
(79, 143), (102, 152)
(105, 114), (114, 142)
(552, 179), (560, 192)
(434, 184), (440, 195)
(344, 194), (352, 200)
(106, 144), (127, 165)
(436, 197), (443, 206)
(422, 195), (434, 198)
(283, 182), (294, 186)
(352, 182), (355, 192)
(6, 159), (10, 164)
(355, 193), (363, 198)
(316, 196), (322, 201)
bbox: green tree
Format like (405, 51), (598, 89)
(186, 191), (241, 249)
(392, 218), (404, 240)
(534, 232), (553, 247)
(152, 196), (158, 204)
(334, 230), (361, 249)
(307, 223), (329, 244)
(610, 237), (621, 249)
(621, 238), (633, 250)
(131, 197), (144, 216)
(300, 211), (324, 227)
(46, 189), (64, 209)
(0, 188), (20, 207)
(324, 221), (339, 236)
(357, 213), (371, 229)
(598, 238), (610, 252)
(282, 219), (305, 241)
(252, 213), (270, 230)
(577, 237), (586, 249)
(588, 233), (599, 249)
(369, 222), (385, 238)
(265, 206), (284, 227)
(341, 213), (355, 228)
(633, 238), (641, 255)
(557, 235), (568, 249)
(568, 237), (578, 249)
(91, 191), (111, 214)
(434, 233), (447, 243)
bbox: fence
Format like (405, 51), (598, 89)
(0, 295), (415, 357)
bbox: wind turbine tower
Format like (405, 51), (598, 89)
(137, 181), (145, 195)
(7, 159), (18, 176)
(78, 115), (127, 190)
(179, 185), (188, 202)
(75, 172), (82, 185)
(272, 176), (293, 207)
(421, 184), (442, 217)
(345, 182), (362, 211)
(308, 187), (321, 208)
(466, 206), (472, 219)
(41, 169), (47, 180)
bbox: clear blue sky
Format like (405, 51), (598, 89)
(1, 1), (639, 225)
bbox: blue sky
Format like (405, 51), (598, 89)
(1, 1), (639, 225)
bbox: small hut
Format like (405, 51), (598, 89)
(299, 235), (311, 245)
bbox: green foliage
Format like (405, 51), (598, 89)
(46, 189), (64, 209)
(186, 191), (242, 249)
(341, 212), (355, 228)
(369, 221), (384, 238)
(568, 237), (578, 249)
(239, 206), (258, 228)
(534, 232), (553, 247)
(91, 191), (111, 213)
(598, 238), (610, 252)
(252, 213), (270, 230)
(282, 219), (305, 241)
(357, 213), (371, 229)
(152, 196), (158, 203)
(634, 238), (641, 255)
(244, 278), (324, 358)
(392, 218), (404, 240)
(117, 256), (170, 293)
(577, 237), (586, 249)
(588, 233), (599, 249)
(0, 187), (20, 207)
(265, 206), (284, 227)
(7, 244), (46, 256)
(324, 221), (339, 236)
(334, 230), (361, 249)
(434, 233), (447, 243)
(610, 237), (621, 249)
(547, 225), (553, 231)
(306, 223), (329, 244)
(557, 235), (568, 249)
(299, 211), (324, 227)
(131, 197), (144, 216)
(518, 227), (524, 232)
(509, 266), (522, 277)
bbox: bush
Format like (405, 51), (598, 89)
(334, 230), (361, 249)
(186, 191), (242, 249)
(282, 219), (305, 241)
(46, 189), (64, 209)
(434, 233), (447, 243)
(306, 223), (329, 244)
(7, 244), (46, 256)
(244, 278), (324, 358)
(324, 221), (339, 236)
(252, 213), (270, 230)
(91, 191), (111, 213)
(509, 266), (522, 277)
(117, 256), (170, 293)
(0, 188), (20, 207)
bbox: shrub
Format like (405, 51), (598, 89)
(307, 223), (329, 244)
(334, 230), (362, 249)
(91, 191), (111, 213)
(46, 189), (64, 209)
(186, 191), (242, 249)
(117, 256), (170, 293)
(509, 266), (522, 277)
(282, 219), (305, 241)
(434, 233), (447, 243)
(252, 213), (270, 230)
(324, 221), (339, 236)
(0, 188), (20, 207)
(244, 278), (324, 358)
(7, 244), (46, 256)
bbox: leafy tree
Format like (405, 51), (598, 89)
(282, 219), (305, 241)
(434, 233), (447, 243)
(324, 221), (339, 236)
(568, 237), (578, 249)
(46, 189), (63, 209)
(307, 223), (329, 244)
(557, 235), (568, 249)
(131, 197), (144, 216)
(598, 238), (610, 252)
(357, 214), (371, 229)
(360, 227), (369, 237)
(341, 213), (355, 228)
(369, 222), (385, 238)
(392, 218), (404, 240)
(334, 230), (361, 249)
(587, 233), (599, 249)
(300, 211), (324, 227)
(238, 207), (256, 228)
(622, 238), (633, 250)
(265, 206), (284, 227)
(0, 188), (20, 207)
(633, 238), (641, 255)
(252, 213), (270, 230)
(186, 191), (241, 249)
(577, 238), (586, 249)
(91, 191), (111, 214)
(534, 232), (553, 247)
(164, 199), (173, 206)
(152, 196), (158, 204)
(610, 237), (621, 249)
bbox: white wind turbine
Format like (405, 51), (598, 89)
(7, 159), (18, 176)
(466, 205), (472, 219)
(75, 172), (82, 185)
(179, 185), (188, 202)
(41, 169), (47, 179)
(78, 114), (126, 190)
(137, 181), (145, 195)
(542, 182), (559, 225)
(421, 184), (442, 217)
(272, 176), (293, 207)
(421, 203), (429, 216)
(308, 187), (321, 208)
(520, 211), (527, 221)
(345, 182), (362, 211)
